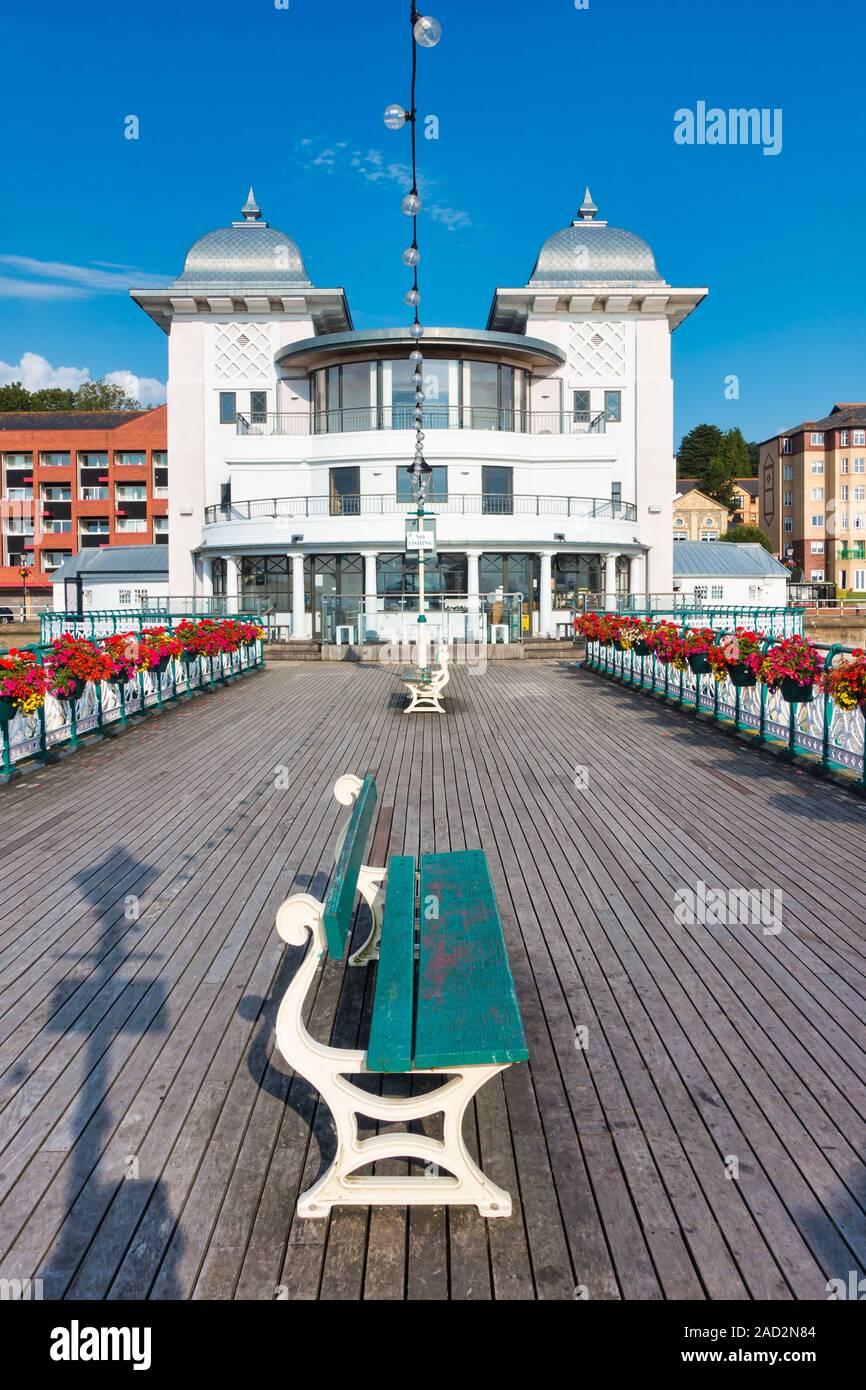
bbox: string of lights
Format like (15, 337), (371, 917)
(384, 5), (442, 667)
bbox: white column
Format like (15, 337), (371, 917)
(289, 552), (306, 640)
(363, 551), (378, 642)
(223, 554), (238, 613)
(539, 550), (555, 637)
(630, 552), (646, 609)
(604, 552), (619, 612)
(201, 556), (214, 600)
(466, 549), (482, 645)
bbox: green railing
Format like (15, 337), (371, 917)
(583, 604), (804, 637)
(41, 606), (266, 644)
(0, 635), (265, 778)
(583, 630), (865, 790)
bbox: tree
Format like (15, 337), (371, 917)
(718, 524), (774, 552)
(747, 440), (760, 476)
(74, 379), (142, 410)
(701, 454), (739, 511)
(29, 387), (77, 410)
(0, 381), (32, 411)
(722, 426), (750, 477)
(678, 423), (723, 479)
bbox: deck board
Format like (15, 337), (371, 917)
(0, 659), (865, 1300)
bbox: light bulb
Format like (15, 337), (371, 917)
(409, 322), (424, 339)
(415, 390), (425, 403)
(402, 192), (422, 216)
(405, 288), (421, 307)
(410, 349), (423, 363)
(413, 15), (442, 47)
(383, 104), (407, 131)
(411, 370), (423, 384)
(402, 246), (420, 267)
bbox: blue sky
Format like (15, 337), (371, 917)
(0, 0), (863, 444)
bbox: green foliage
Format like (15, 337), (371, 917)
(677, 423), (723, 478)
(678, 423), (760, 506)
(0, 377), (144, 412)
(718, 524), (774, 552)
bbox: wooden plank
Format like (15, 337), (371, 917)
(322, 773), (377, 958)
(367, 855), (416, 1073)
(415, 850), (528, 1069)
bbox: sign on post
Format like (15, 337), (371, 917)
(405, 517), (437, 560)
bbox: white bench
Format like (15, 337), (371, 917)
(403, 644), (450, 714)
(272, 774), (528, 1218)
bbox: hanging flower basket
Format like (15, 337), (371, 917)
(0, 696), (18, 722)
(680, 628), (716, 677)
(727, 663), (758, 688)
(779, 676), (815, 704)
(0, 649), (49, 718)
(760, 636), (824, 703)
(633, 640), (653, 658)
(45, 635), (112, 703)
(823, 651), (866, 712)
(688, 652), (712, 675)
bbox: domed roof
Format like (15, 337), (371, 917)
(173, 189), (311, 289)
(528, 188), (666, 287)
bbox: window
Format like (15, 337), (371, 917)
(855, 458), (865, 473)
(842, 485), (850, 501)
(482, 465), (513, 514)
(40, 451), (71, 467)
(841, 431), (849, 446)
(854, 430), (866, 446)
(80, 486), (108, 501)
(152, 451), (167, 468)
(673, 532), (688, 542)
(810, 541), (825, 554)
(6, 487), (32, 501)
(810, 515), (824, 526)
(611, 481), (622, 513)
(781, 437), (792, 453)
(711, 585), (724, 600)
(2, 452), (32, 468)
(573, 390), (591, 424)
(784, 518), (793, 532)
(811, 432), (824, 445)
(80, 519), (109, 534)
(114, 451), (147, 467)
(116, 485), (147, 501)
(693, 586), (708, 601)
(250, 391), (267, 425)
(78, 451), (108, 469)
(855, 486), (866, 501)
(811, 460), (824, 474)
(841, 513), (849, 528)
(604, 390), (621, 423)
(134, 589), (150, 605)
(153, 516), (169, 534)
(811, 487), (824, 500)
(856, 515), (866, 531)
(703, 516), (717, 528)
(396, 465), (447, 501)
(855, 569), (866, 591)
(783, 464), (793, 480)
(674, 516), (685, 527)
(118, 589), (131, 605)
(810, 570), (825, 581)
(219, 392), (237, 425)
(784, 490), (793, 506)
(700, 532), (717, 542)
(841, 458), (849, 473)
(116, 518), (147, 533)
(329, 466), (360, 515)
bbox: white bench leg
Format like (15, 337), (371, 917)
(275, 895), (513, 1219)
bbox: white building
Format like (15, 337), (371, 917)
(673, 541), (790, 608)
(51, 544), (169, 612)
(131, 188), (706, 640)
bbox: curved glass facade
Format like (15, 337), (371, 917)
(311, 359), (529, 433)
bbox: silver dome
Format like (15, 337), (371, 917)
(528, 187), (666, 287)
(173, 189), (311, 289)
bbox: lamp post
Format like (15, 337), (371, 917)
(407, 454), (433, 670)
(18, 564), (31, 623)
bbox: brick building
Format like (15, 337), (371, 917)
(0, 406), (167, 578)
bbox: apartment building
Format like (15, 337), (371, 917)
(759, 403), (866, 590)
(0, 406), (167, 576)
(731, 477), (759, 527)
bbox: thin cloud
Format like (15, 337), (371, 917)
(0, 352), (166, 404)
(0, 254), (169, 295)
(0, 278), (88, 301)
(296, 137), (472, 232)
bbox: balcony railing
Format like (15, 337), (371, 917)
(205, 492), (637, 525)
(236, 407), (607, 437)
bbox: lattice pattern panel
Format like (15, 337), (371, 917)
(567, 321), (626, 380)
(214, 323), (272, 382)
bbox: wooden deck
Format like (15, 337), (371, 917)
(1, 658), (865, 1301)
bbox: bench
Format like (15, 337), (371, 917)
(403, 643), (450, 714)
(273, 772), (528, 1218)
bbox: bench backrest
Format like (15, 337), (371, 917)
(323, 773), (378, 958)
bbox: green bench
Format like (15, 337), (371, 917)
(274, 772), (528, 1218)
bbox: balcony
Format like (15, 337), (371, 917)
(236, 407), (607, 438)
(838, 546), (866, 559)
(205, 492), (637, 525)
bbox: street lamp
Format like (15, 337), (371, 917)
(18, 564), (31, 622)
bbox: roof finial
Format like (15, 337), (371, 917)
(241, 187), (261, 221)
(578, 186), (598, 221)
